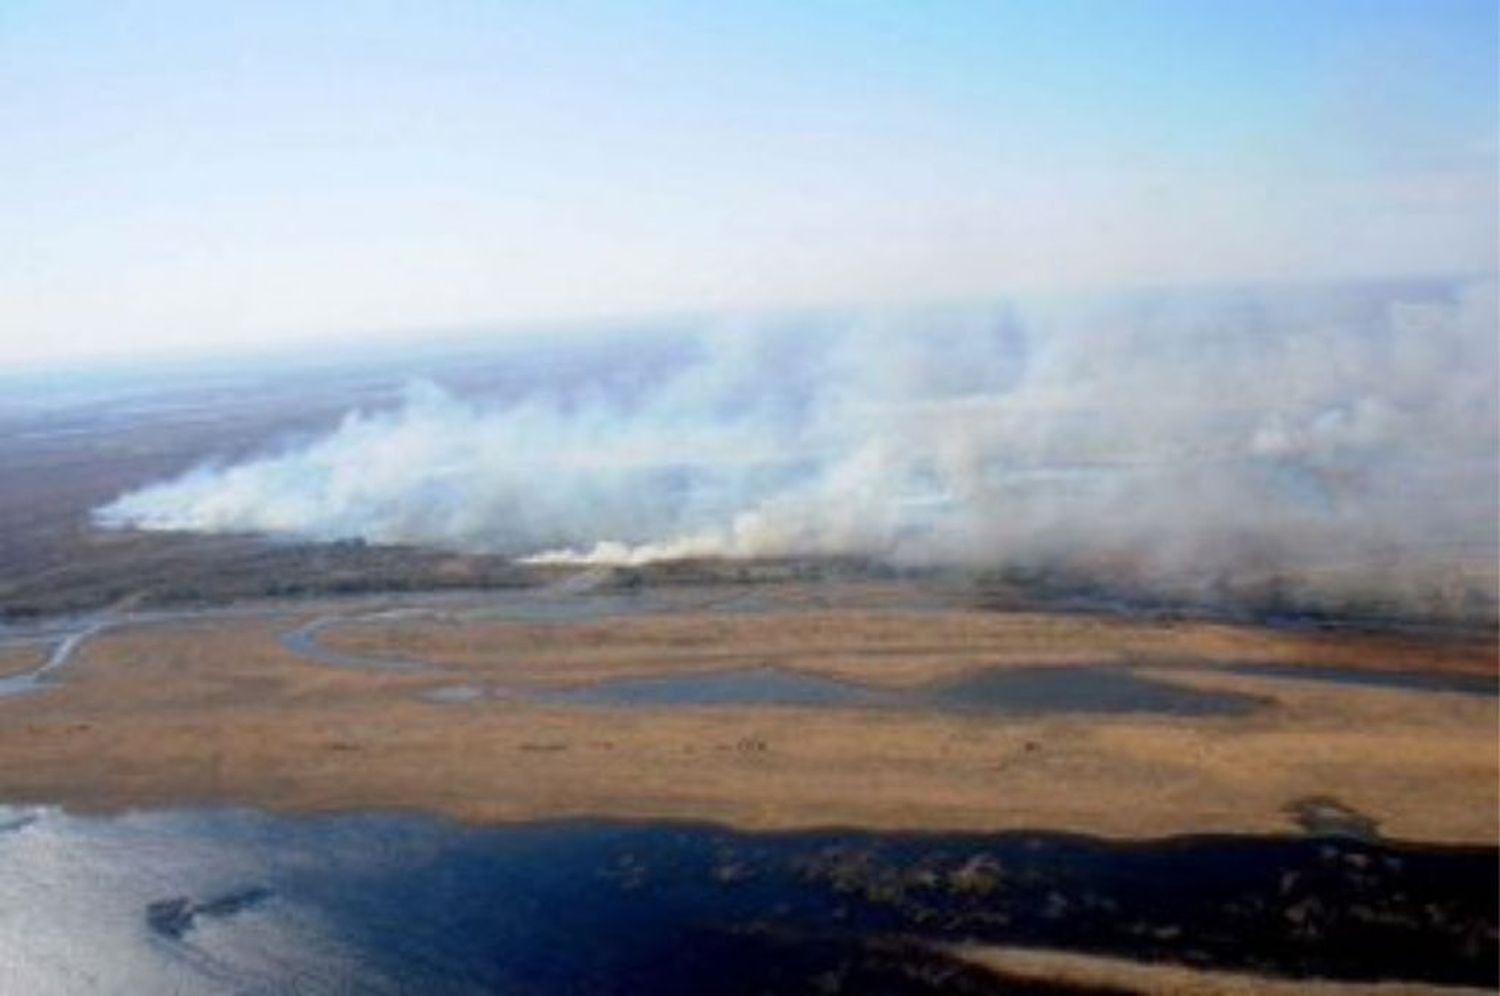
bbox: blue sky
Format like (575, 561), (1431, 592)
(2, 1), (1495, 366)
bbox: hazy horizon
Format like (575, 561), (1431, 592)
(3, 0), (1496, 367)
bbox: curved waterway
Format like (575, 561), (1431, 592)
(278, 611), (1266, 716)
(0, 806), (1491, 994)
(270, 590), (1267, 716)
(279, 613), (437, 674)
(8, 590), (1494, 715)
(0, 604), (297, 699)
(269, 582), (751, 675)
(275, 600), (1493, 718)
(0, 619), (108, 697)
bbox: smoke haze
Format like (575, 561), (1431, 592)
(97, 280), (1499, 620)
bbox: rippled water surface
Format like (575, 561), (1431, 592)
(0, 807), (1493, 994)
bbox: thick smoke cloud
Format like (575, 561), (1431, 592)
(97, 280), (1499, 620)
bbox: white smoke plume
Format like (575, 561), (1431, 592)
(97, 280), (1499, 619)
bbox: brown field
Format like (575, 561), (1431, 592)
(0, 581), (1492, 845)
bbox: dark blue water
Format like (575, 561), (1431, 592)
(0, 807), (1491, 994)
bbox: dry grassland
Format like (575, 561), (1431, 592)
(0, 589), (1490, 844)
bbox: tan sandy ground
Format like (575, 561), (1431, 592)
(0, 590), (1491, 845)
(952, 945), (1495, 996)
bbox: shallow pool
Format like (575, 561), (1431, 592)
(537, 664), (1263, 717)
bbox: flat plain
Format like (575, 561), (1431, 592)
(0, 579), (1492, 846)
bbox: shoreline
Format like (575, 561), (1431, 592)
(4, 796), (1498, 855)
